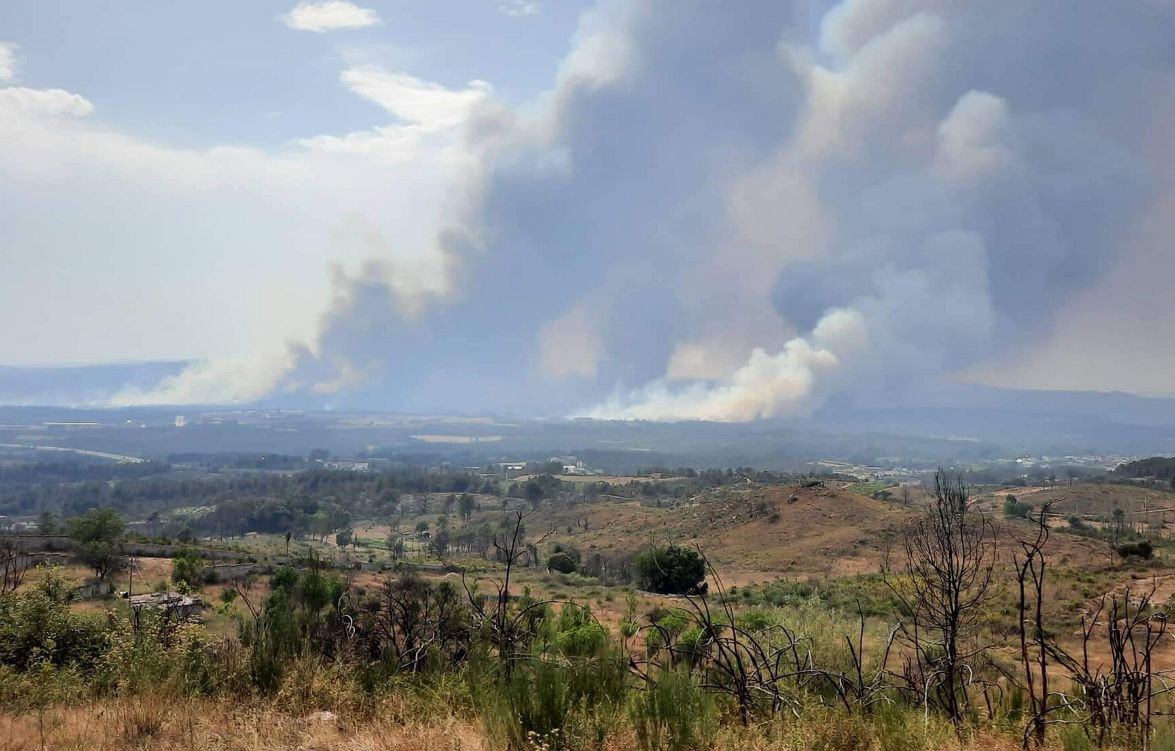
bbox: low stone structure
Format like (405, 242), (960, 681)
(128, 591), (204, 620)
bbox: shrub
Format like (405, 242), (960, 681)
(547, 551), (577, 574)
(633, 546), (707, 595)
(477, 647), (627, 750)
(0, 589), (109, 671)
(96, 610), (219, 695)
(1003, 495), (1033, 519)
(171, 548), (205, 590)
(629, 667), (716, 751)
(242, 590), (300, 693)
(545, 604), (608, 657)
(1059, 724), (1096, 751)
(735, 609), (776, 632)
(1116, 540), (1154, 559)
(270, 566), (298, 591)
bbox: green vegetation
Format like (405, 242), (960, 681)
(1115, 456), (1175, 484)
(546, 551), (577, 574)
(1116, 539), (1154, 559)
(633, 545), (706, 595)
(66, 508), (125, 581)
(1003, 493), (1034, 518)
(847, 480), (890, 497)
(170, 548), (205, 589)
(0, 466), (492, 523)
(0, 584), (107, 672)
(6, 455), (1175, 749)
(731, 573), (893, 618)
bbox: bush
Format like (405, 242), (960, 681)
(633, 546), (707, 596)
(547, 551), (578, 574)
(545, 604), (608, 657)
(242, 590), (300, 693)
(629, 667), (716, 751)
(171, 548), (205, 590)
(477, 647), (627, 750)
(1059, 724), (1096, 751)
(1003, 495), (1033, 519)
(1116, 540), (1154, 559)
(0, 589), (109, 671)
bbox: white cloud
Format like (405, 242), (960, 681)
(297, 67), (490, 164)
(499, 1), (542, 17)
(0, 43), (16, 82)
(0, 87), (93, 118)
(338, 67), (491, 129)
(0, 55), (485, 404)
(281, 1), (381, 32)
(0, 86), (296, 185)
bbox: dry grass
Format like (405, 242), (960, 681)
(522, 483), (916, 579)
(1006, 483), (1175, 517)
(0, 695), (484, 751)
(0, 695), (1114, 751)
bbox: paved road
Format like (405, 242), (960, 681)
(0, 443), (145, 464)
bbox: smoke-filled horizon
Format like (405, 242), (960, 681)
(6, 1), (1175, 419)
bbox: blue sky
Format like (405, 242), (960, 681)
(1, 1), (585, 144)
(3, 1), (1175, 415)
(0, 1), (588, 382)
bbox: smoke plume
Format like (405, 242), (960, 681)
(144, 0), (1175, 418)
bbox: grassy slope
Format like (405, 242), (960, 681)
(17, 479), (1175, 749)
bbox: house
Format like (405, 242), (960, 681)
(323, 459), (370, 471)
(559, 458), (588, 476)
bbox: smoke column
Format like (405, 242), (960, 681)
(132, 0), (1174, 419)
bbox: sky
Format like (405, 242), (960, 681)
(2, 1), (1175, 417)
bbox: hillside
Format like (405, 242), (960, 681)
(529, 482), (912, 582)
(1115, 456), (1175, 482)
(997, 483), (1175, 537)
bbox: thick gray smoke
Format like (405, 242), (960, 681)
(191, 0), (1174, 418)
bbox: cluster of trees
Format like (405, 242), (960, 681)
(637, 466), (789, 484)
(506, 475), (565, 507)
(1116, 456), (1175, 487)
(194, 496), (352, 539)
(497, 466), (803, 511)
(167, 452), (312, 470)
(0, 460), (167, 486)
(0, 466), (497, 519)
